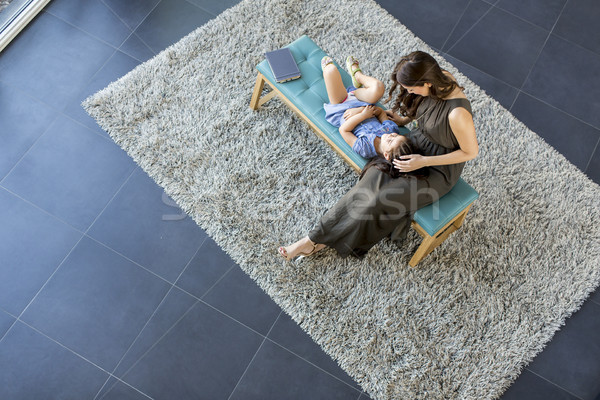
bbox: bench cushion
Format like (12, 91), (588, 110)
(414, 178), (479, 236)
(257, 35), (478, 236)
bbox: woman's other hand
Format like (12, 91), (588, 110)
(393, 154), (427, 172)
(343, 106), (365, 120)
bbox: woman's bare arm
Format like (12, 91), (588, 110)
(394, 107), (478, 172)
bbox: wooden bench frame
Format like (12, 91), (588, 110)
(250, 71), (474, 266)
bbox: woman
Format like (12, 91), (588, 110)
(279, 51), (478, 260)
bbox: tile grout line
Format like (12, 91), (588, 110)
(524, 367), (586, 400)
(442, 2), (496, 55)
(16, 319), (154, 400)
(263, 335), (365, 395)
(42, 10), (128, 56)
(441, 50), (600, 133)
(508, 0), (570, 112)
(439, 0), (475, 53)
(97, 300), (202, 399)
(0, 113), (60, 185)
(99, 0), (159, 57)
(92, 234), (211, 399)
(0, 164), (139, 345)
(182, 0), (218, 18)
(583, 136), (600, 174)
(487, 0), (600, 58)
(226, 310), (283, 400)
(0, 234), (85, 345)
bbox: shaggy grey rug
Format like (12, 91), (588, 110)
(83, 0), (600, 398)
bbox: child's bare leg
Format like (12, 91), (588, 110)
(323, 64), (348, 104)
(353, 70), (385, 104)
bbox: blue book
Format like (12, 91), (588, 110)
(265, 48), (301, 83)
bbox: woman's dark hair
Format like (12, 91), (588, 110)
(384, 51), (464, 119)
(359, 137), (427, 180)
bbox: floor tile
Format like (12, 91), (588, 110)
(373, 0), (470, 51)
(88, 167), (206, 282)
(510, 92), (600, 171)
(359, 393), (375, 400)
(0, 310), (14, 339)
(230, 340), (361, 400)
(119, 32), (156, 63)
(175, 237), (237, 299)
(522, 34), (600, 130)
(0, 188), (82, 316)
(0, 12), (114, 111)
(100, 377), (152, 400)
(20, 236), (171, 371)
(133, 0), (216, 54)
(202, 266), (281, 335)
(64, 50), (140, 137)
(101, 0), (161, 31)
(120, 301), (263, 400)
(441, 0), (496, 52)
(553, 0), (600, 55)
(0, 321), (108, 399)
(500, 369), (579, 399)
(111, 287), (198, 378)
(268, 312), (360, 390)
(441, 52), (519, 110)
(1, 115), (136, 231)
(186, 0), (241, 17)
(586, 149), (600, 185)
(445, 5), (548, 88)
(495, 0), (567, 31)
(0, 82), (58, 179)
(45, 0), (132, 48)
(526, 300), (600, 399)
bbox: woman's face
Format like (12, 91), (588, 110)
(401, 83), (430, 97)
(381, 133), (407, 160)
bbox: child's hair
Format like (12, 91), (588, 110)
(384, 51), (464, 119)
(359, 137), (427, 180)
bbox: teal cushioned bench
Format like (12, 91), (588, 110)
(250, 35), (478, 266)
(255, 35), (410, 171)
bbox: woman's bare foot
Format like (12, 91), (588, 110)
(278, 236), (325, 260)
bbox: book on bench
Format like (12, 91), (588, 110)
(265, 48), (301, 83)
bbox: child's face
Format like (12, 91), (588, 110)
(381, 134), (407, 160)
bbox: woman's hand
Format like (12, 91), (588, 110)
(343, 107), (365, 121)
(393, 154), (427, 172)
(385, 110), (411, 127)
(385, 110), (399, 122)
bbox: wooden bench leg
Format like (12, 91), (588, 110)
(409, 202), (475, 267)
(250, 72), (277, 110)
(409, 234), (437, 267)
(452, 203), (472, 229)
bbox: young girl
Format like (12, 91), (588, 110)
(321, 56), (408, 160)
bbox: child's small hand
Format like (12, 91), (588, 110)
(343, 106), (365, 120)
(361, 105), (376, 118)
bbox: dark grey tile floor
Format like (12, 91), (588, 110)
(0, 0), (598, 399)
